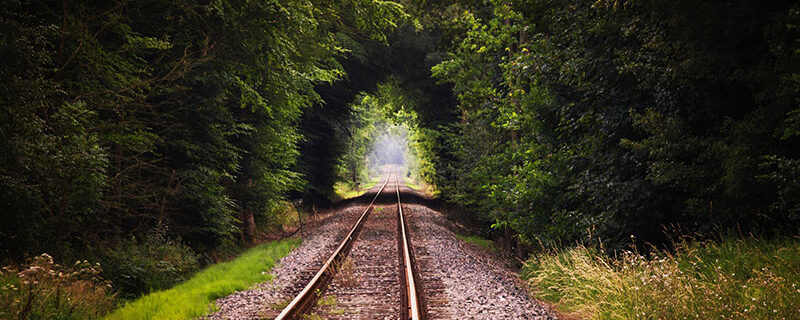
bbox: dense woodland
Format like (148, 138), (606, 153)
(1, 0), (800, 316)
(425, 0), (800, 254)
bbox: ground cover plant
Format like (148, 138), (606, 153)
(104, 238), (299, 320)
(455, 234), (499, 254)
(0, 254), (114, 320)
(333, 182), (367, 201)
(523, 237), (800, 319)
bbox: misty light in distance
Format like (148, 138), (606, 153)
(366, 125), (414, 177)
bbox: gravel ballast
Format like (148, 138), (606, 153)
(404, 202), (557, 319)
(206, 183), (558, 319)
(206, 204), (365, 319)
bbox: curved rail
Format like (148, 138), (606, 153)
(275, 174), (391, 320)
(395, 174), (425, 320)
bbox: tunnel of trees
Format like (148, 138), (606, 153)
(2, 0), (799, 303)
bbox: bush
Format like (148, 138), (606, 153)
(99, 234), (199, 299)
(0, 254), (114, 320)
(523, 237), (800, 319)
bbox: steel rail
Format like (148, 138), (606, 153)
(274, 174), (391, 320)
(395, 173), (425, 320)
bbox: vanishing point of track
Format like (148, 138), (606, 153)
(274, 172), (426, 320)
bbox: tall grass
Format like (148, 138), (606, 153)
(523, 237), (800, 319)
(105, 238), (300, 320)
(1, 254), (114, 320)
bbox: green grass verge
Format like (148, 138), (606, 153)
(523, 237), (800, 319)
(333, 182), (363, 200)
(333, 177), (384, 201)
(367, 176), (381, 186)
(104, 238), (301, 320)
(403, 177), (423, 191)
(454, 234), (497, 253)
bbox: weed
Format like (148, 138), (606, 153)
(269, 299), (289, 310)
(309, 294), (344, 317)
(301, 312), (324, 320)
(0, 253), (114, 320)
(336, 258), (359, 287)
(317, 295), (336, 307)
(455, 234), (498, 253)
(523, 237), (800, 319)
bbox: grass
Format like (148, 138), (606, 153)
(522, 236), (800, 320)
(403, 176), (439, 196)
(367, 176), (381, 186)
(301, 295), (343, 319)
(333, 182), (364, 200)
(104, 238), (300, 320)
(455, 234), (498, 253)
(404, 177), (423, 191)
(333, 177), (384, 201)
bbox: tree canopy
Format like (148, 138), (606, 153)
(2, 0), (799, 302)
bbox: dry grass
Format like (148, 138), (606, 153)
(523, 237), (800, 320)
(0, 254), (115, 320)
(336, 258), (359, 287)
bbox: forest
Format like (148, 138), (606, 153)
(1, 0), (799, 319)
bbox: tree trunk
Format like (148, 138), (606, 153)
(241, 178), (256, 245)
(241, 210), (256, 245)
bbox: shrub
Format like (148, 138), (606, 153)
(0, 253), (115, 320)
(99, 234), (199, 299)
(523, 237), (800, 319)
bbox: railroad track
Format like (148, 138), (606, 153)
(274, 172), (426, 320)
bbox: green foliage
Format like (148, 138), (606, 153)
(98, 233), (200, 299)
(333, 181), (366, 200)
(0, 0), (410, 304)
(454, 234), (498, 253)
(334, 79), (439, 189)
(104, 238), (300, 320)
(0, 3), (108, 259)
(338, 93), (385, 186)
(523, 237), (800, 319)
(429, 0), (800, 253)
